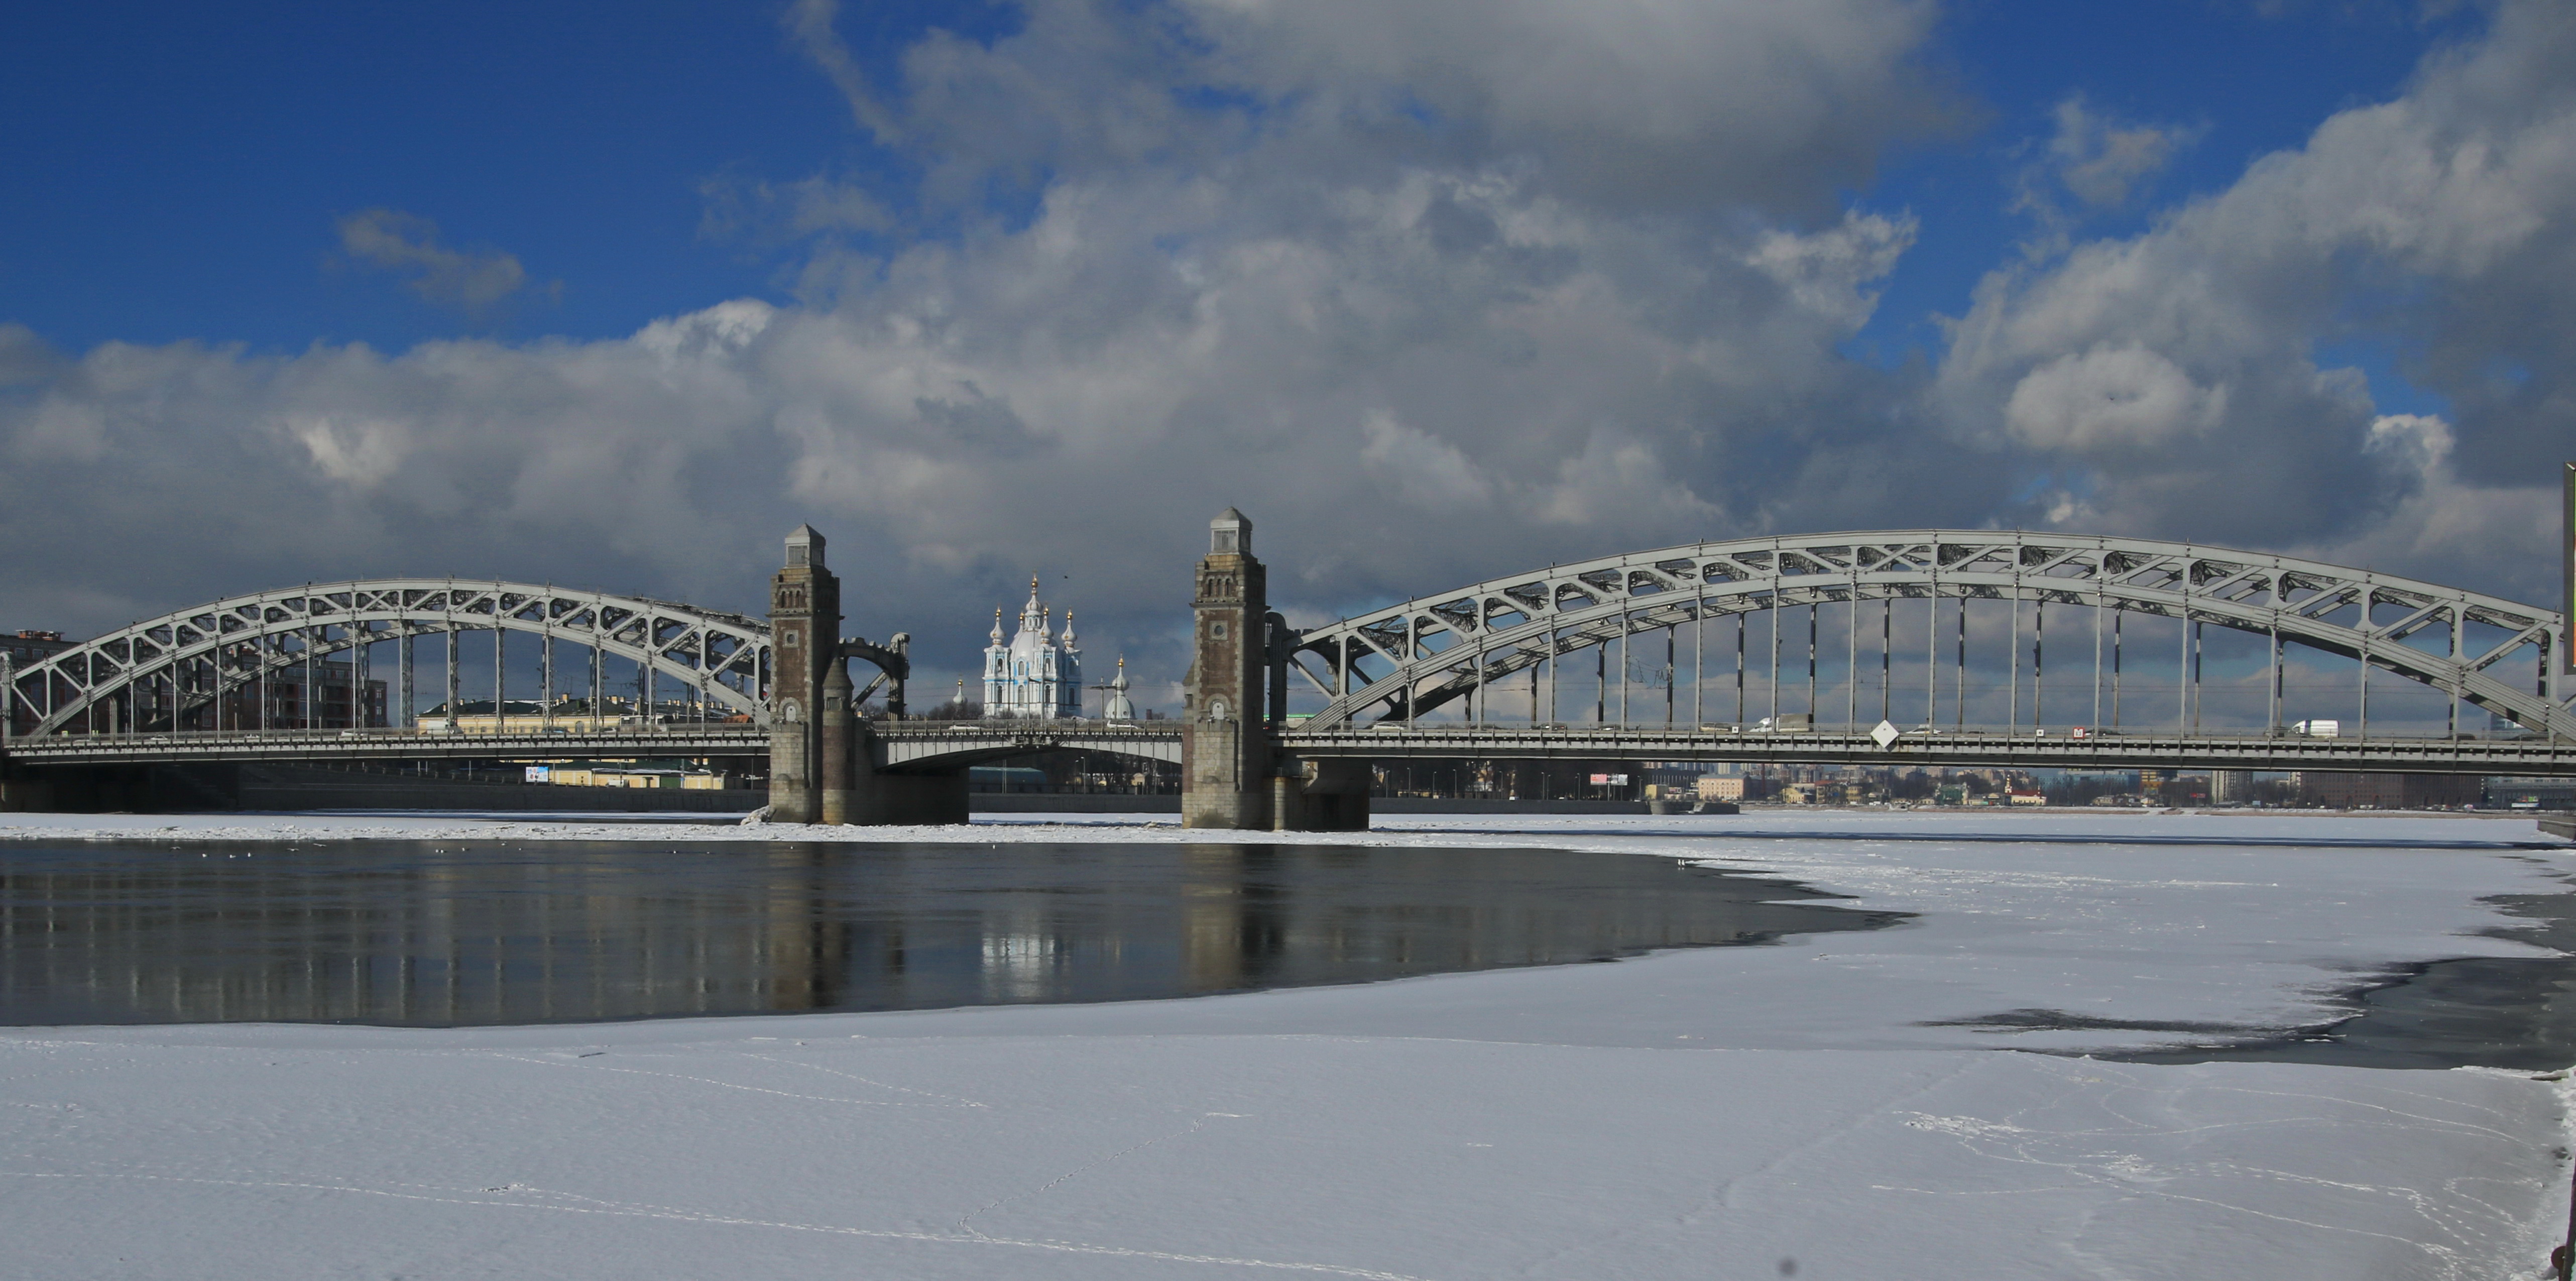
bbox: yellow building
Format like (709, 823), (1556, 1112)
(525, 764), (729, 790)
(1695, 776), (1747, 802)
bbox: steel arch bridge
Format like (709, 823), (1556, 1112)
(6, 530), (2571, 782)
(2, 580), (774, 739)
(1282, 530), (2572, 742)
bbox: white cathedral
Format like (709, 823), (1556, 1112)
(983, 577), (1082, 719)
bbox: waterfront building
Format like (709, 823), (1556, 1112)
(2485, 777), (2576, 810)
(982, 577), (1082, 719)
(2, 629), (73, 667)
(523, 761), (731, 790)
(2291, 771), (2480, 809)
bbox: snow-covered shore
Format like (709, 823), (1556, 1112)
(5, 810), (2572, 1278)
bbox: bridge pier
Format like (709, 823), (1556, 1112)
(1271, 757), (1371, 831)
(0, 771), (57, 812)
(1183, 509), (1374, 832)
(1184, 510), (1272, 830)
(766, 526), (967, 827)
(845, 726), (970, 825)
(819, 657), (855, 825)
(767, 525), (837, 824)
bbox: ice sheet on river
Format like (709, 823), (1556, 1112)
(4, 811), (2572, 1277)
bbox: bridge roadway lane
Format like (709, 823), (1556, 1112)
(0, 723), (1189, 770)
(0, 726), (773, 766)
(1276, 726), (2576, 776)
(7, 720), (2574, 776)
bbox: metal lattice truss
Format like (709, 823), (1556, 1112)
(1285, 531), (2571, 739)
(4, 580), (773, 738)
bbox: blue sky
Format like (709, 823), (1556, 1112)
(2, 0), (2568, 698)
(0, 2), (2482, 360)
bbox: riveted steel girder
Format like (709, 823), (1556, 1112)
(4, 579), (773, 738)
(1288, 531), (2572, 739)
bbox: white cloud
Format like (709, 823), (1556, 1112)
(2035, 96), (2196, 212)
(782, 0), (900, 143)
(1936, 0), (2576, 599)
(1180, 0), (1953, 212)
(1359, 410), (1493, 508)
(2003, 344), (2228, 451)
(1745, 211), (1918, 332)
(337, 209), (553, 315)
(2300, 411), (2557, 586)
(279, 415), (409, 488)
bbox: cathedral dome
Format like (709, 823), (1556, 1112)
(982, 577), (1082, 719)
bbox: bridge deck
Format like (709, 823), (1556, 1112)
(7, 721), (2572, 776)
(1, 727), (771, 765)
(1276, 727), (2576, 776)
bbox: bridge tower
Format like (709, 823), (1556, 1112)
(1184, 509), (1271, 829)
(767, 525), (840, 824)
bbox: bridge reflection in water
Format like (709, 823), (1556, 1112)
(0, 841), (1897, 1026)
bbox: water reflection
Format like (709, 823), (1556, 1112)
(0, 840), (1900, 1027)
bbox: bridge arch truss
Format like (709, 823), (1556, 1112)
(3, 580), (773, 740)
(1284, 531), (2571, 741)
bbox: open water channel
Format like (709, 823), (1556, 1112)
(0, 839), (1903, 1027)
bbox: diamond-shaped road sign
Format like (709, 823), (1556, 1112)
(1870, 719), (1901, 750)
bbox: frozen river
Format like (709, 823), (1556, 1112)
(3, 809), (2571, 1279)
(0, 838), (1899, 1025)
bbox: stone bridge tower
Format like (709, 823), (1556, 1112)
(1183, 509), (1270, 829)
(767, 524), (839, 823)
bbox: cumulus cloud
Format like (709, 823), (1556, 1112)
(336, 209), (556, 315)
(2003, 344), (2228, 451)
(1744, 212), (1917, 332)
(2289, 411), (2559, 589)
(1937, 0), (2576, 600)
(4, 1), (1951, 687)
(2034, 96), (2195, 212)
(784, 0), (901, 144)
(1359, 410), (1493, 509)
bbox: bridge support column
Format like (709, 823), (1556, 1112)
(0, 773), (55, 812)
(1271, 757), (1371, 832)
(1184, 509), (1272, 830)
(845, 722), (969, 824)
(766, 525), (839, 824)
(818, 657), (855, 825)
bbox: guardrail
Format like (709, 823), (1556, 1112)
(1, 725), (769, 765)
(1274, 725), (2576, 776)
(9, 719), (2572, 776)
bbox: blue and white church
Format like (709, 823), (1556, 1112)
(983, 577), (1082, 719)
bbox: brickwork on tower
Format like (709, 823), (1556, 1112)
(766, 525), (840, 824)
(1183, 509), (1270, 829)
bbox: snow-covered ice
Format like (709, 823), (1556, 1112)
(4, 810), (2572, 1278)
